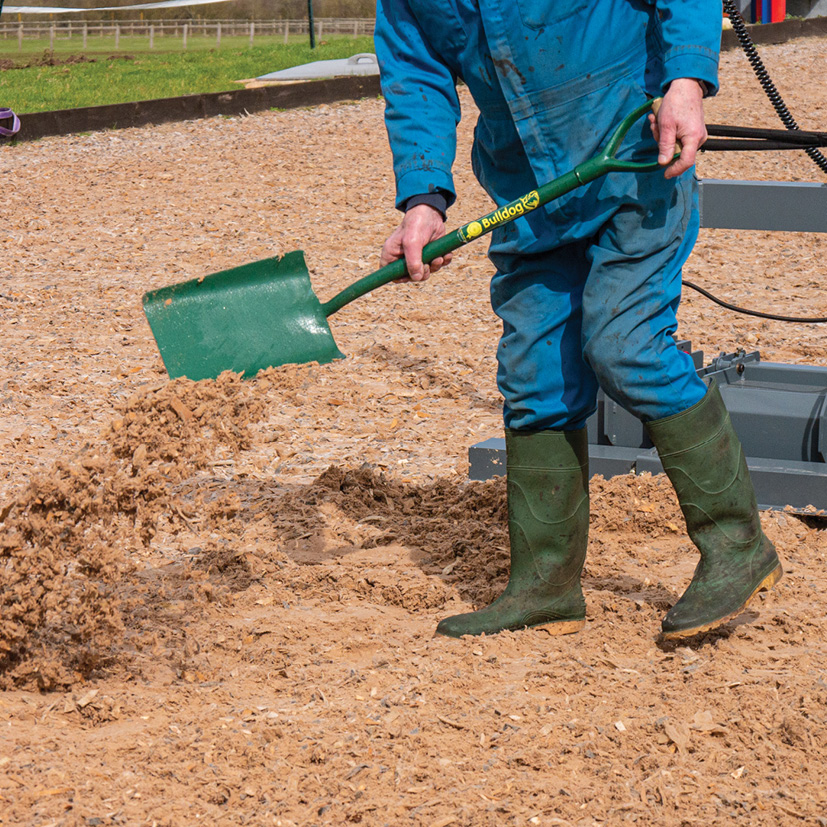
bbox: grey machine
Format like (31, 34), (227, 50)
(469, 179), (827, 513)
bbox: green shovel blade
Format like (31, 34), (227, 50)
(142, 251), (344, 381)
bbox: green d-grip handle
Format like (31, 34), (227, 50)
(322, 97), (666, 317)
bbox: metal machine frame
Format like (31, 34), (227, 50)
(468, 179), (827, 513)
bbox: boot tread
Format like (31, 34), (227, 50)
(660, 563), (782, 640)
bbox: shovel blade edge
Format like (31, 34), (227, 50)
(143, 251), (344, 381)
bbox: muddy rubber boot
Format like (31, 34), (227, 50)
(435, 428), (589, 638)
(646, 383), (782, 640)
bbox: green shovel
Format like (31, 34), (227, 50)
(143, 98), (669, 381)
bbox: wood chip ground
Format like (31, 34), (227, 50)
(0, 38), (826, 827)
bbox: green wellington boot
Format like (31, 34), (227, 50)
(435, 427), (589, 638)
(646, 383), (782, 640)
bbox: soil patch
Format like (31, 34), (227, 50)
(0, 52), (136, 71)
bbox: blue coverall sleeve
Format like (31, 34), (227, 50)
(374, 0), (461, 210)
(650, 0), (721, 95)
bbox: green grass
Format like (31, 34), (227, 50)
(0, 35), (376, 113)
(0, 31), (343, 59)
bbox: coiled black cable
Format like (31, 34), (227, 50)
(722, 0), (827, 174)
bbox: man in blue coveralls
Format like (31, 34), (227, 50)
(374, 0), (783, 640)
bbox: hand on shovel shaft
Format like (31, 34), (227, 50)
(324, 98), (665, 318)
(380, 204), (453, 282)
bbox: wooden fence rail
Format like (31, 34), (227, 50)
(0, 17), (375, 50)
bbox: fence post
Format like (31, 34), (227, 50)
(353, 20), (358, 36)
(182, 22), (188, 50)
(149, 24), (154, 49)
(216, 22), (221, 47)
(249, 20), (255, 48)
(283, 20), (289, 44)
(49, 25), (55, 51)
(17, 24), (23, 51)
(115, 24), (120, 49)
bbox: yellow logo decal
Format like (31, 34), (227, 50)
(465, 221), (483, 239)
(521, 190), (540, 211)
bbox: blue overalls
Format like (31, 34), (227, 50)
(375, 0), (722, 430)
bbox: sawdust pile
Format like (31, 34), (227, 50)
(0, 371), (271, 688)
(275, 465), (507, 598)
(0, 363), (508, 688)
(0, 419), (506, 688)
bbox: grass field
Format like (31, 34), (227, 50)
(0, 35), (376, 113)
(0, 29), (344, 59)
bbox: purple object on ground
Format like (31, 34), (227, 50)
(0, 108), (20, 137)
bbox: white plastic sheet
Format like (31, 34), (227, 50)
(257, 54), (378, 81)
(5, 0), (234, 14)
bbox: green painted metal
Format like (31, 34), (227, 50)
(143, 251), (343, 381)
(144, 98), (670, 381)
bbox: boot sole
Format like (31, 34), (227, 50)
(660, 563), (783, 641)
(434, 618), (586, 639)
(535, 618), (586, 636)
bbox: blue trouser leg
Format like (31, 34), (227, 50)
(490, 241), (598, 431)
(581, 173), (707, 422)
(490, 173), (708, 430)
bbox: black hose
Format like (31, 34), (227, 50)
(704, 139), (827, 151)
(704, 124), (827, 151)
(721, 0), (827, 175)
(708, 124), (827, 142)
(684, 280), (827, 323)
